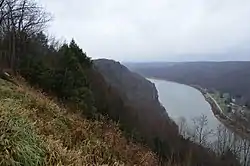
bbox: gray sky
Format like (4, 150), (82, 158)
(40, 0), (250, 62)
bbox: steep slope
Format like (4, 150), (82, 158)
(94, 59), (240, 166)
(0, 70), (240, 166)
(0, 78), (158, 165)
(95, 59), (159, 102)
(94, 59), (178, 142)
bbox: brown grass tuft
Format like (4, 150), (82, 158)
(0, 78), (159, 165)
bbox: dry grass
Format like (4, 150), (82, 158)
(0, 78), (159, 166)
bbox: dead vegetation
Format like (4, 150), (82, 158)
(0, 78), (159, 165)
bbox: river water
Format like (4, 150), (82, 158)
(148, 78), (250, 165)
(148, 78), (220, 131)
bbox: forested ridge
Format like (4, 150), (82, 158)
(0, 0), (242, 165)
(127, 61), (250, 106)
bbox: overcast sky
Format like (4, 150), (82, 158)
(40, 0), (250, 62)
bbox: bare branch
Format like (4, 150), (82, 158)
(0, 0), (51, 70)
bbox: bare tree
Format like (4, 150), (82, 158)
(213, 125), (234, 155)
(2, 0), (50, 33)
(190, 114), (214, 146)
(180, 114), (250, 165)
(0, 0), (6, 25)
(0, 0), (51, 70)
(212, 124), (250, 166)
(177, 116), (188, 137)
(47, 34), (66, 51)
(241, 138), (250, 166)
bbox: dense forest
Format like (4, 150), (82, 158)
(0, 0), (243, 165)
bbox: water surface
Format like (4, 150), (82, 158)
(148, 78), (249, 165)
(148, 78), (220, 132)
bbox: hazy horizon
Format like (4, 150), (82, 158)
(40, 0), (250, 62)
(121, 59), (250, 63)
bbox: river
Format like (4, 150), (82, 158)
(148, 78), (250, 165)
(148, 78), (220, 131)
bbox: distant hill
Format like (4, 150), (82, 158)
(124, 62), (178, 71)
(126, 61), (250, 105)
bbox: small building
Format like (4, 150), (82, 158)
(232, 109), (236, 114)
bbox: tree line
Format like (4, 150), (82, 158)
(0, 0), (97, 117)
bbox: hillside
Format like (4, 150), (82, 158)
(127, 61), (250, 105)
(94, 59), (178, 142)
(95, 59), (159, 103)
(94, 59), (240, 166)
(0, 69), (239, 166)
(0, 77), (159, 165)
(0, 0), (242, 165)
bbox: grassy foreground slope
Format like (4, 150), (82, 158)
(0, 78), (158, 166)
